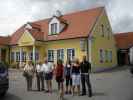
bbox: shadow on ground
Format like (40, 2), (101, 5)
(0, 93), (21, 100)
(93, 65), (130, 74)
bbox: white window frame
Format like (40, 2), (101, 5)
(11, 52), (15, 62)
(67, 48), (75, 61)
(57, 49), (64, 62)
(48, 50), (54, 62)
(109, 51), (112, 62)
(29, 52), (33, 61)
(105, 50), (108, 62)
(99, 49), (104, 63)
(16, 52), (20, 62)
(51, 23), (57, 34)
(22, 52), (26, 62)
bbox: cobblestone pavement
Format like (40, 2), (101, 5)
(1, 66), (133, 100)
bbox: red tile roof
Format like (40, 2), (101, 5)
(34, 7), (104, 41)
(10, 6), (104, 45)
(115, 32), (133, 49)
(0, 36), (10, 45)
(27, 29), (44, 41)
(10, 25), (26, 45)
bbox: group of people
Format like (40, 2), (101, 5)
(23, 56), (92, 99)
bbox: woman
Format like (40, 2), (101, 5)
(55, 59), (64, 100)
(43, 59), (53, 93)
(71, 58), (80, 96)
(64, 60), (72, 94)
(23, 61), (34, 91)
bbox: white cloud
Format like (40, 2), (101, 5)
(0, 0), (133, 36)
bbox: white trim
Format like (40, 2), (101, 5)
(24, 30), (35, 42)
(32, 45), (36, 62)
(18, 30), (35, 45)
(67, 48), (75, 61)
(19, 48), (22, 67)
(88, 37), (92, 63)
(47, 49), (56, 62)
(25, 23), (32, 29)
(57, 49), (64, 62)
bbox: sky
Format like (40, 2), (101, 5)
(0, 0), (133, 36)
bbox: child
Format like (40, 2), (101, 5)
(55, 59), (64, 100)
(64, 60), (72, 94)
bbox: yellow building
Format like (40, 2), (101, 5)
(0, 7), (117, 71)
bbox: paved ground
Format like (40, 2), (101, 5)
(1, 66), (133, 100)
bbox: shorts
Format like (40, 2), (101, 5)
(45, 72), (53, 80)
(65, 76), (72, 86)
(56, 76), (64, 83)
(72, 74), (80, 86)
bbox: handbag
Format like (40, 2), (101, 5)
(23, 71), (28, 77)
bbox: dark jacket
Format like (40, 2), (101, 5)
(80, 61), (91, 73)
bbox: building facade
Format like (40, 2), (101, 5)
(0, 7), (117, 71)
(115, 32), (133, 65)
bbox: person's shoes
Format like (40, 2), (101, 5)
(65, 91), (68, 94)
(88, 95), (92, 97)
(41, 88), (44, 91)
(69, 91), (72, 94)
(37, 89), (40, 91)
(88, 93), (93, 97)
(80, 93), (86, 96)
(45, 90), (49, 93)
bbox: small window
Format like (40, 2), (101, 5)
(67, 49), (75, 61)
(105, 50), (108, 62)
(99, 49), (104, 63)
(109, 51), (112, 62)
(29, 52), (33, 61)
(22, 52), (26, 62)
(11, 52), (15, 62)
(35, 52), (39, 61)
(57, 49), (64, 62)
(48, 50), (54, 62)
(16, 52), (20, 62)
(101, 24), (104, 37)
(107, 27), (110, 39)
(51, 23), (57, 34)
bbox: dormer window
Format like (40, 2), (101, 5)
(48, 11), (67, 35)
(51, 23), (57, 34)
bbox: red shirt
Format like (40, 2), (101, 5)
(55, 64), (64, 77)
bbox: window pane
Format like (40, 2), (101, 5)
(16, 52), (20, 62)
(22, 52), (26, 62)
(51, 23), (57, 34)
(57, 49), (64, 62)
(48, 50), (54, 62)
(67, 49), (75, 61)
(11, 52), (14, 62)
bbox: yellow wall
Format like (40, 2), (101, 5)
(18, 30), (35, 46)
(91, 10), (117, 69)
(45, 38), (87, 63)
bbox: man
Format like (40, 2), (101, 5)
(36, 61), (44, 91)
(43, 59), (54, 93)
(80, 56), (92, 97)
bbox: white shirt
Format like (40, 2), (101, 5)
(42, 62), (53, 73)
(36, 64), (42, 73)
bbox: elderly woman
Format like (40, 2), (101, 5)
(23, 60), (34, 91)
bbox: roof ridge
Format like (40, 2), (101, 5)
(33, 6), (104, 24)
